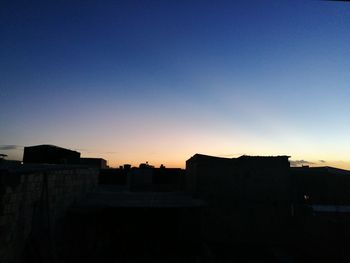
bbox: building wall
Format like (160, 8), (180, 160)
(99, 168), (127, 185)
(291, 167), (350, 205)
(186, 154), (292, 245)
(129, 168), (154, 191)
(0, 165), (98, 263)
(80, 158), (108, 169)
(187, 155), (291, 203)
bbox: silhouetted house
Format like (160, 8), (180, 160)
(186, 154), (292, 245)
(80, 158), (108, 169)
(23, 145), (80, 164)
(186, 154), (291, 202)
(291, 166), (350, 206)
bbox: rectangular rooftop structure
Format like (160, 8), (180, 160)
(23, 144), (81, 165)
(186, 153), (291, 203)
(80, 158), (108, 169)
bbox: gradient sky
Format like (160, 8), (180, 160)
(1, 0), (350, 168)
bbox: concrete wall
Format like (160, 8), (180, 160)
(0, 165), (98, 263)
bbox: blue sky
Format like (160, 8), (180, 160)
(1, 0), (350, 168)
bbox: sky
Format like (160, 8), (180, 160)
(1, 0), (350, 169)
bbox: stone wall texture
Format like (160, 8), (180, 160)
(0, 165), (98, 263)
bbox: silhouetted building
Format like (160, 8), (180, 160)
(99, 163), (185, 192)
(139, 162), (154, 169)
(289, 166), (350, 261)
(127, 165), (185, 192)
(186, 154), (292, 246)
(186, 154), (350, 261)
(129, 165), (154, 191)
(80, 157), (108, 169)
(23, 145), (80, 164)
(291, 166), (350, 205)
(186, 154), (291, 202)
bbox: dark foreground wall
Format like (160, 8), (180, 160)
(0, 165), (98, 263)
(63, 207), (202, 263)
